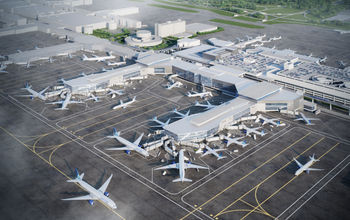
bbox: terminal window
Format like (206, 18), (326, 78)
(154, 68), (165, 73)
(265, 103), (287, 111)
(123, 71), (140, 80)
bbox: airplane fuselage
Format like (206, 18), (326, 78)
(61, 93), (72, 109)
(26, 88), (46, 100)
(187, 92), (211, 98)
(295, 160), (315, 176)
(112, 100), (134, 110)
(116, 136), (149, 157)
(76, 179), (117, 209)
(178, 150), (186, 181)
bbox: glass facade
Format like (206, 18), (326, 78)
(265, 103), (287, 111)
(154, 68), (165, 73)
(123, 71), (140, 80)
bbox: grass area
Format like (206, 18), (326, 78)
(210, 18), (264, 29)
(143, 36), (179, 50)
(92, 29), (131, 44)
(284, 13), (307, 20)
(148, 3), (198, 13)
(263, 7), (303, 14)
(264, 18), (350, 30)
(189, 26), (224, 38)
(234, 16), (260, 22)
(153, 0), (235, 17)
(207, 8), (235, 17)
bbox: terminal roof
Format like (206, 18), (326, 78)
(239, 81), (281, 101)
(164, 97), (254, 136)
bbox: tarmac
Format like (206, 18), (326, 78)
(0, 18), (350, 220)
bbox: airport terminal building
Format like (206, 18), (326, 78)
(163, 57), (303, 141)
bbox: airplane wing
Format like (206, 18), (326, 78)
(106, 146), (133, 151)
(98, 174), (113, 193)
(306, 168), (323, 171)
(47, 101), (64, 105)
(155, 163), (178, 170)
(294, 158), (303, 168)
(69, 100), (84, 104)
(133, 133), (144, 146)
(62, 194), (96, 201)
(40, 86), (50, 95)
(184, 163), (208, 170)
(16, 94), (34, 97)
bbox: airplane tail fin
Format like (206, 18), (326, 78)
(173, 177), (192, 183)
(310, 154), (319, 161)
(25, 82), (31, 89)
(67, 168), (84, 182)
(132, 96), (136, 101)
(112, 128), (120, 137)
(217, 156), (227, 160)
(82, 54), (88, 60)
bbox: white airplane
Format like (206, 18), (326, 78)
(105, 128), (149, 157)
(166, 81), (183, 90)
(252, 43), (264, 47)
(294, 112), (319, 125)
(241, 124), (265, 137)
(82, 52), (116, 62)
(294, 154), (323, 176)
(85, 93), (103, 102)
(107, 88), (124, 98)
(151, 116), (171, 128)
(47, 92), (83, 110)
(18, 83), (49, 100)
(106, 61), (126, 67)
(255, 114), (284, 127)
(155, 149), (208, 182)
(26, 61), (32, 69)
(197, 145), (226, 160)
(0, 64), (8, 73)
(271, 36), (282, 41)
(172, 108), (190, 118)
(319, 56), (327, 63)
(187, 85), (212, 99)
(112, 96), (136, 110)
(62, 169), (117, 209)
(224, 136), (248, 148)
(338, 60), (346, 68)
(187, 90), (212, 99)
(195, 100), (216, 110)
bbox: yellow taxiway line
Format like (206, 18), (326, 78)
(240, 142), (340, 219)
(214, 137), (325, 218)
(0, 126), (126, 220)
(180, 132), (311, 220)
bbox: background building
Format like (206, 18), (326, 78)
(155, 19), (186, 38)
